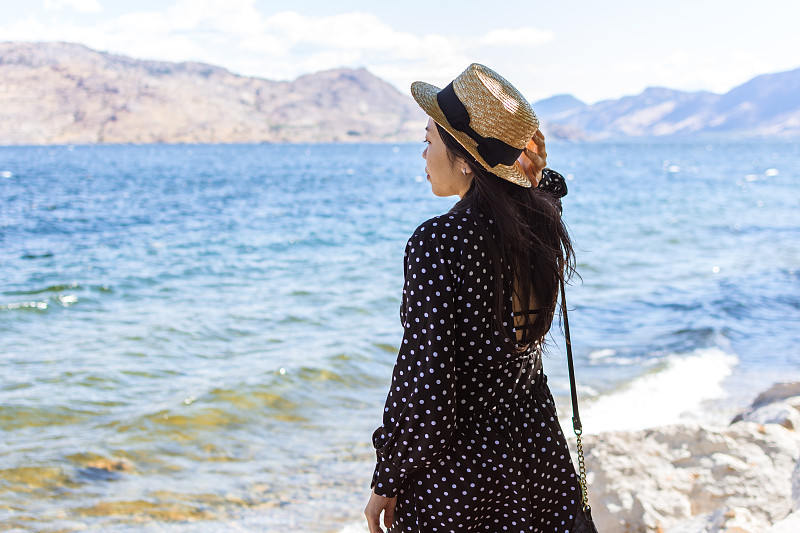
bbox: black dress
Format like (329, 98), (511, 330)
(371, 207), (581, 532)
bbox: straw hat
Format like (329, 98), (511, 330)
(411, 63), (539, 188)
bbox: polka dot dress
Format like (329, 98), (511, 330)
(371, 207), (581, 532)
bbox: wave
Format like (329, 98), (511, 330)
(575, 347), (738, 434)
(0, 299), (51, 311)
(4, 282), (81, 295)
(588, 348), (616, 360)
(0, 293), (80, 312)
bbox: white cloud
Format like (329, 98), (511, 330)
(22, 2), (780, 104)
(3, 4), (542, 95)
(592, 49), (781, 99)
(479, 28), (555, 47)
(43, 0), (102, 13)
(4, 1), (800, 104)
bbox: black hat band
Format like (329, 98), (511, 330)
(436, 82), (524, 167)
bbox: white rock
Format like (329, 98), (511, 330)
(583, 421), (800, 532)
(666, 507), (770, 533)
(714, 506), (771, 532)
(666, 513), (715, 533)
(737, 402), (800, 430)
(786, 396), (800, 412)
(768, 509), (800, 533)
(751, 383), (800, 409)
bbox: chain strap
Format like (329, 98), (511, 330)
(575, 428), (590, 511)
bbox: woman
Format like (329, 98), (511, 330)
(365, 64), (580, 533)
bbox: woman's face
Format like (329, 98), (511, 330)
(423, 118), (472, 198)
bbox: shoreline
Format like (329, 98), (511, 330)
(339, 378), (800, 533)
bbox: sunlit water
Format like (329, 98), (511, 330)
(1, 141), (798, 532)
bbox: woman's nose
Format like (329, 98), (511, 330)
(422, 147), (428, 159)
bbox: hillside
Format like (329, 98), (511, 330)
(0, 42), (426, 145)
(2, 41), (798, 144)
(533, 68), (800, 139)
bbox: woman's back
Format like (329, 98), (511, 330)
(372, 208), (581, 531)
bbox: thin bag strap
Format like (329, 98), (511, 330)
(560, 278), (582, 433)
(559, 278), (591, 512)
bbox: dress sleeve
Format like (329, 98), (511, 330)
(370, 223), (460, 498)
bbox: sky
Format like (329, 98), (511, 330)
(2, 0), (800, 104)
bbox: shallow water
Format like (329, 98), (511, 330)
(1, 141), (798, 531)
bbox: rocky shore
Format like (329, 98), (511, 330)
(583, 382), (800, 532)
(342, 382), (800, 533)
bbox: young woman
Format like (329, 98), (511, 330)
(365, 64), (580, 533)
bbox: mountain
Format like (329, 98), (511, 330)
(1, 41), (798, 144)
(532, 94), (586, 117)
(0, 42), (426, 145)
(705, 68), (800, 134)
(533, 69), (800, 139)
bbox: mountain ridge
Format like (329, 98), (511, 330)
(533, 68), (800, 139)
(2, 41), (799, 144)
(0, 41), (425, 145)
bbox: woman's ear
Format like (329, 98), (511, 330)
(455, 157), (473, 176)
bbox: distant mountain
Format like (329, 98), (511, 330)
(0, 42), (425, 145)
(705, 68), (800, 134)
(533, 69), (800, 139)
(533, 94), (586, 117)
(1, 41), (798, 144)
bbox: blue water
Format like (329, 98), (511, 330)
(1, 141), (798, 532)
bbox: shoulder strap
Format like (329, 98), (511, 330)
(559, 278), (582, 433)
(560, 277), (592, 513)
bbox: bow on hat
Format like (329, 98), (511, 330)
(537, 168), (568, 215)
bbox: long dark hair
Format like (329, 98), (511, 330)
(436, 123), (576, 355)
